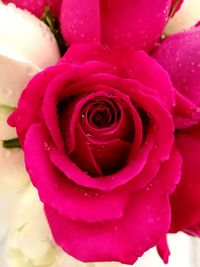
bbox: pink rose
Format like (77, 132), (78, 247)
(60, 0), (174, 51)
(153, 26), (200, 237)
(2, 0), (62, 17)
(9, 44), (181, 264)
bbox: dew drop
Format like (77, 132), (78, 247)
(43, 30), (54, 42)
(147, 205), (151, 211)
(7, 3), (16, 8)
(4, 150), (11, 158)
(2, 89), (12, 98)
(26, 66), (36, 76)
(147, 218), (154, 224)
(43, 142), (51, 151)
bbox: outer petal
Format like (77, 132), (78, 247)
(60, 0), (101, 45)
(45, 148), (181, 264)
(2, 0), (62, 18)
(153, 27), (200, 107)
(8, 64), (68, 144)
(24, 123), (129, 223)
(62, 45), (175, 109)
(171, 126), (200, 233)
(60, 0), (172, 51)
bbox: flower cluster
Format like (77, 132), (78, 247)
(0, 0), (200, 266)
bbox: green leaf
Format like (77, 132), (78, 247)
(41, 5), (67, 55)
(3, 138), (21, 149)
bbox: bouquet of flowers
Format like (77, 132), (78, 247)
(0, 0), (200, 266)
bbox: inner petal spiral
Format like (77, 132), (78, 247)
(58, 91), (143, 177)
(82, 97), (121, 129)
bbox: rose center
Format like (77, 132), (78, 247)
(82, 97), (121, 129)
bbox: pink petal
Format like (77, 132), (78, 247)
(45, 176), (172, 264)
(60, 0), (101, 44)
(8, 64), (68, 145)
(171, 125), (200, 232)
(173, 91), (200, 129)
(157, 235), (170, 264)
(62, 45), (175, 109)
(153, 27), (200, 106)
(60, 0), (172, 51)
(24, 123), (129, 222)
(3, 0), (62, 17)
(184, 223), (200, 237)
(44, 149), (180, 263)
(60, 44), (116, 66)
(120, 49), (175, 109)
(100, 0), (172, 51)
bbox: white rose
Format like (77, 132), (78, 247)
(0, 141), (28, 195)
(2, 184), (95, 267)
(0, 1), (60, 140)
(165, 0), (200, 35)
(3, 185), (56, 267)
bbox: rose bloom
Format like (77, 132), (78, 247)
(9, 43), (181, 264)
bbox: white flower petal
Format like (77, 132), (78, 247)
(0, 105), (17, 140)
(0, 142), (28, 195)
(55, 249), (96, 267)
(165, 0), (200, 35)
(0, 2), (60, 69)
(5, 185), (57, 267)
(0, 52), (40, 107)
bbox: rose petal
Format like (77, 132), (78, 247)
(184, 223), (200, 237)
(173, 91), (200, 129)
(8, 64), (68, 144)
(62, 45), (175, 109)
(42, 62), (113, 152)
(171, 125), (200, 232)
(24, 123), (130, 222)
(153, 26), (200, 106)
(119, 49), (175, 109)
(60, 0), (172, 51)
(44, 162), (175, 264)
(3, 0), (62, 18)
(156, 235), (170, 264)
(60, 0), (101, 45)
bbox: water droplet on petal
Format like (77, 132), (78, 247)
(43, 142), (51, 151)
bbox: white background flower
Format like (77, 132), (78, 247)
(165, 0), (200, 35)
(0, 1), (60, 140)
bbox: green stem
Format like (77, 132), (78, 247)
(3, 138), (21, 149)
(41, 5), (67, 55)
